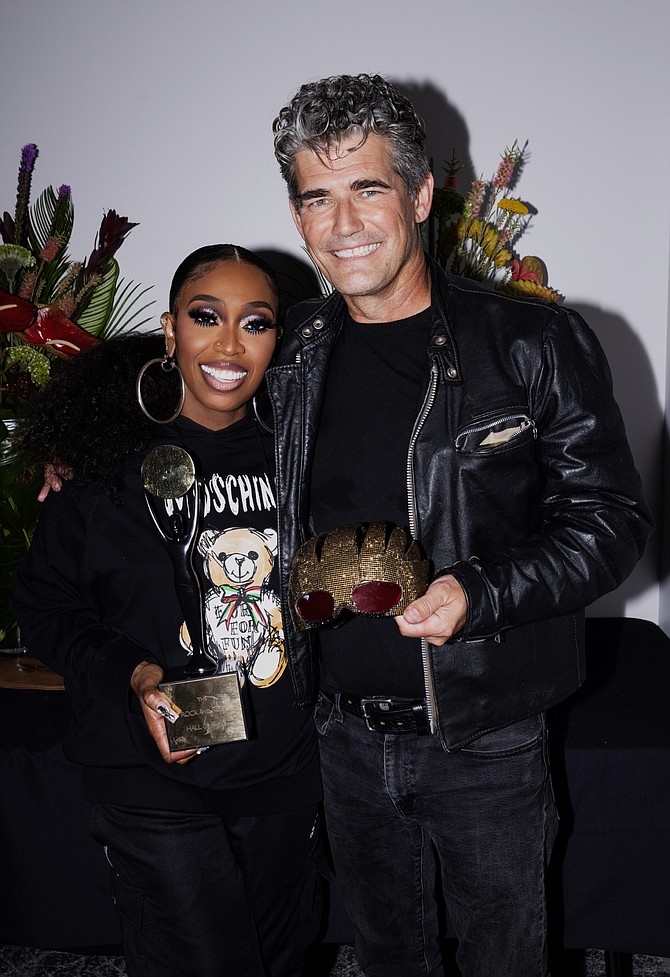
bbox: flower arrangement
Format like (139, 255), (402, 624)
(428, 141), (562, 302)
(0, 144), (154, 645)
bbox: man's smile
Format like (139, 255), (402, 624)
(331, 242), (382, 259)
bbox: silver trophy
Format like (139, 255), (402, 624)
(142, 445), (249, 750)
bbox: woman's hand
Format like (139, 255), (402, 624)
(130, 660), (199, 764)
(38, 461), (73, 502)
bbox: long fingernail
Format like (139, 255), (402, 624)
(156, 702), (179, 724)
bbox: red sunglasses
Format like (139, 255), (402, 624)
(295, 580), (404, 625)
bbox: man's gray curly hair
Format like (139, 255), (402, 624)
(273, 74), (431, 205)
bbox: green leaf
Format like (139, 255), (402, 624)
(0, 413), (42, 644)
(28, 186), (74, 255)
(430, 186), (466, 221)
(25, 187), (74, 301)
(75, 257), (120, 336)
(100, 276), (156, 339)
(0, 473), (41, 644)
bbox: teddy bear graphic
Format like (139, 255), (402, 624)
(189, 525), (286, 688)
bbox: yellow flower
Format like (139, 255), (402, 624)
(493, 248), (512, 268)
(457, 217), (479, 239)
(457, 218), (511, 267)
(481, 224), (499, 250)
(498, 197), (529, 215)
(502, 280), (561, 302)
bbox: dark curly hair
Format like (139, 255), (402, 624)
(273, 73), (430, 205)
(20, 332), (178, 493)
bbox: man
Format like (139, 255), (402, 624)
(266, 74), (652, 977)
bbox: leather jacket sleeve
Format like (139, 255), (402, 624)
(441, 305), (653, 639)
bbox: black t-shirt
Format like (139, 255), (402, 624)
(310, 308), (433, 697)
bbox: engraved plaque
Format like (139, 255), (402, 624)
(159, 671), (249, 751)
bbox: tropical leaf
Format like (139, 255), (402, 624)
(0, 484), (38, 546)
(100, 276), (156, 339)
(0, 410), (42, 643)
(28, 186), (74, 252)
(74, 257), (120, 336)
(0, 487), (39, 644)
(26, 187), (74, 300)
(0, 537), (29, 643)
(27, 186), (73, 271)
(0, 416), (32, 503)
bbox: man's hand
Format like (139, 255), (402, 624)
(38, 462), (73, 502)
(130, 660), (199, 765)
(395, 575), (467, 646)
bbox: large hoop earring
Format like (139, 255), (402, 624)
(136, 353), (185, 424)
(252, 394), (273, 434)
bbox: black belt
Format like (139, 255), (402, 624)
(323, 690), (431, 735)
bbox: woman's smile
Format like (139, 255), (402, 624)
(200, 362), (249, 388)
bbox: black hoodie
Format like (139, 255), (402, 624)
(13, 415), (320, 815)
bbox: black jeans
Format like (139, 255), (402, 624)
(89, 802), (323, 977)
(315, 694), (557, 977)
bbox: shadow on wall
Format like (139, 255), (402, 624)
(570, 301), (664, 616)
(255, 249), (323, 307)
(395, 79), (476, 193)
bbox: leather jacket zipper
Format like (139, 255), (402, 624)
(406, 361), (440, 735)
(455, 414), (536, 451)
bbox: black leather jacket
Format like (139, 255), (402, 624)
(265, 256), (652, 750)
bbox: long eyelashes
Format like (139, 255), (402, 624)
(187, 306), (276, 334)
(188, 306), (219, 328)
(242, 315), (275, 335)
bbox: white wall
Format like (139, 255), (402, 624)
(2, 0), (669, 623)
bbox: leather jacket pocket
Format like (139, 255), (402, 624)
(455, 410), (536, 455)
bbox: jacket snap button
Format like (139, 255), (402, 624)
(313, 318), (325, 330)
(434, 335), (447, 346)
(447, 366), (458, 379)
(301, 326), (313, 338)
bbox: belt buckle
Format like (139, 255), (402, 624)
(360, 697), (393, 732)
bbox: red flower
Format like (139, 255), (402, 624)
(510, 256), (546, 285)
(0, 287), (100, 357)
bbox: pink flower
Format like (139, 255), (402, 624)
(40, 236), (62, 262)
(467, 179), (486, 219)
(493, 158), (513, 191)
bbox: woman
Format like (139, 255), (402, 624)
(12, 245), (323, 977)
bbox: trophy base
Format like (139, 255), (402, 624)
(159, 669), (249, 751)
